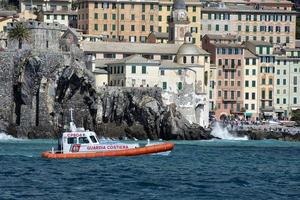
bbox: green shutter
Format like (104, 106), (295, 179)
(178, 82), (183, 90)
(163, 82), (167, 90)
(142, 66), (146, 74)
(132, 65), (136, 74)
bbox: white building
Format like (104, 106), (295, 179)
(274, 48), (300, 119)
(19, 0), (77, 27)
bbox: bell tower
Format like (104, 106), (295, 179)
(168, 0), (190, 44)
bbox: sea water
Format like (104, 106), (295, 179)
(0, 134), (300, 199)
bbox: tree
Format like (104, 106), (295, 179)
(291, 109), (300, 122)
(8, 23), (31, 49)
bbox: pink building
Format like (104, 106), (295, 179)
(203, 34), (244, 120)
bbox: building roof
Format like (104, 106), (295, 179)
(244, 49), (257, 58)
(177, 43), (208, 55)
(148, 32), (168, 39)
(204, 34), (238, 41)
(173, 0), (186, 10)
(108, 54), (160, 65)
(246, 40), (272, 46)
(94, 59), (115, 68)
(82, 41), (209, 55)
(214, 43), (243, 48)
(0, 10), (17, 17)
(202, 4), (296, 14)
(43, 10), (77, 15)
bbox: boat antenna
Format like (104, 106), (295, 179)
(70, 108), (74, 122)
(69, 108), (77, 132)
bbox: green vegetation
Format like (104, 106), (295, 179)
(8, 23), (31, 49)
(291, 109), (300, 125)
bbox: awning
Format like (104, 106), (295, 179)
(263, 112), (274, 116)
(274, 109), (284, 113)
(245, 112), (252, 117)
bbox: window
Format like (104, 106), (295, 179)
(294, 97), (298, 104)
(252, 81), (256, 87)
(90, 136), (97, 143)
(178, 82), (183, 90)
(94, 24), (98, 31)
(131, 14), (135, 20)
(216, 24), (219, 31)
(104, 13), (107, 19)
(54, 15), (57, 20)
(142, 66), (146, 74)
(163, 82), (167, 90)
(67, 137), (77, 144)
(79, 137), (89, 144)
(121, 25), (124, 31)
(245, 92), (249, 100)
(131, 65), (136, 73)
(183, 56), (187, 63)
(277, 79), (280, 85)
(269, 78), (273, 85)
(262, 78), (266, 85)
(191, 56), (195, 64)
(150, 15), (154, 21)
(112, 14), (116, 20)
(103, 24), (107, 31)
(225, 25), (228, 31)
(193, 16), (196, 22)
(94, 13), (98, 19)
(142, 25), (145, 32)
(121, 14), (124, 20)
(193, 6), (196, 12)
(246, 59), (249, 65)
(131, 25), (135, 31)
(161, 70), (165, 75)
(245, 81), (249, 87)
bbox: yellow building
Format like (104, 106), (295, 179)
(77, 0), (201, 44)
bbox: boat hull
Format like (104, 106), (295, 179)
(42, 142), (174, 159)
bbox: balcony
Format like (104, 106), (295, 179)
(222, 65), (237, 71)
(222, 98), (237, 102)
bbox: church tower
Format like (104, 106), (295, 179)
(168, 0), (190, 44)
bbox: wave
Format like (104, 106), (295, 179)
(0, 132), (19, 140)
(211, 122), (248, 141)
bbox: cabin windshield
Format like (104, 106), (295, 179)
(67, 137), (77, 144)
(90, 135), (98, 143)
(79, 137), (90, 144)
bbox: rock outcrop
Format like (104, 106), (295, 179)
(0, 50), (211, 140)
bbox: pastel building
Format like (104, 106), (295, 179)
(201, 2), (297, 48)
(274, 48), (300, 119)
(243, 49), (259, 119)
(245, 41), (275, 119)
(202, 34), (244, 119)
(19, 0), (77, 27)
(77, 0), (202, 45)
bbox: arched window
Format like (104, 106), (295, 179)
(183, 56), (187, 64)
(191, 56), (194, 64)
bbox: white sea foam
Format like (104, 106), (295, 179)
(0, 132), (18, 140)
(211, 122), (248, 140)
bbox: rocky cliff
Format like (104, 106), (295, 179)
(0, 50), (212, 140)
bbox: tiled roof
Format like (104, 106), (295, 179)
(82, 41), (209, 55)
